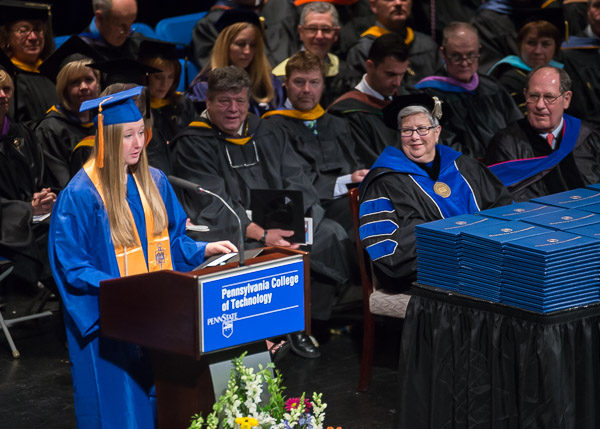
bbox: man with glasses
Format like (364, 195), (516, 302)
(271, 2), (358, 108)
(345, 0), (442, 88)
(485, 66), (600, 202)
(415, 22), (522, 160)
(171, 66), (354, 359)
(79, 0), (142, 60)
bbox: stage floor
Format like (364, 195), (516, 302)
(0, 285), (401, 428)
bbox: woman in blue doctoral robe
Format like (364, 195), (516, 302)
(48, 86), (236, 428)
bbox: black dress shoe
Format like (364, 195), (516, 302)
(287, 333), (321, 359)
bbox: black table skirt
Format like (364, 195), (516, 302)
(396, 285), (600, 429)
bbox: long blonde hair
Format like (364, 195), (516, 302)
(204, 22), (274, 104)
(92, 121), (168, 248)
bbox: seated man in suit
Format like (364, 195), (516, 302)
(171, 66), (355, 358)
(485, 66), (600, 202)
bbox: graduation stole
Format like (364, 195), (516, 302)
(261, 105), (325, 120)
(83, 158), (173, 276)
(150, 97), (170, 109)
(48, 105), (94, 128)
(360, 25), (414, 45)
(11, 57), (42, 73)
(488, 114), (581, 187)
(415, 74), (479, 93)
(189, 119), (253, 145)
(487, 56), (564, 75)
(370, 145), (480, 218)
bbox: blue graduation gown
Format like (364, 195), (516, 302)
(49, 167), (208, 428)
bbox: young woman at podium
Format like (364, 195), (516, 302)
(48, 86), (237, 429)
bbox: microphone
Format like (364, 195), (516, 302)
(168, 176), (246, 267)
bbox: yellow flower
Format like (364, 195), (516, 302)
(235, 416), (259, 429)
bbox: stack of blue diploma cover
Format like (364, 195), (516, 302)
(415, 214), (504, 290)
(415, 186), (600, 313)
(458, 221), (552, 302)
(501, 231), (600, 312)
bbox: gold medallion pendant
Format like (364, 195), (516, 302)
(433, 181), (451, 198)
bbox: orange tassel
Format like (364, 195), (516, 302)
(97, 111), (104, 168)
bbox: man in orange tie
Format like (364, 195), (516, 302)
(485, 66), (600, 202)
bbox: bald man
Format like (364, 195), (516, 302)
(79, 0), (144, 60)
(486, 66), (600, 201)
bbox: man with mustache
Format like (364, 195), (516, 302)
(345, 0), (442, 88)
(485, 66), (600, 202)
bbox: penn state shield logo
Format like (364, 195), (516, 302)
(155, 243), (165, 268)
(222, 320), (233, 338)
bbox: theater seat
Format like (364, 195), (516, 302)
(132, 22), (158, 39)
(155, 12), (207, 46)
(348, 187), (411, 392)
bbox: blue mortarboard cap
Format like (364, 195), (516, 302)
(79, 86), (144, 168)
(80, 85), (143, 126)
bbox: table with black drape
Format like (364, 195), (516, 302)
(396, 284), (600, 429)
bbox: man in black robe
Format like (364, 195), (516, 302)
(271, 2), (359, 108)
(485, 66), (600, 202)
(79, 0), (144, 60)
(171, 66), (355, 358)
(264, 51), (367, 235)
(561, 0), (600, 125)
(345, 0), (442, 88)
(328, 33), (410, 167)
(359, 94), (511, 291)
(415, 22), (523, 160)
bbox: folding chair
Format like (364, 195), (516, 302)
(0, 259), (53, 358)
(155, 12), (207, 46)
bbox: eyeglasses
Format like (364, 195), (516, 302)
(524, 92), (565, 105)
(446, 53), (479, 65)
(301, 26), (337, 36)
(400, 126), (436, 137)
(225, 140), (260, 169)
(12, 25), (44, 38)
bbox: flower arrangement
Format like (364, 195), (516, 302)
(188, 352), (327, 429)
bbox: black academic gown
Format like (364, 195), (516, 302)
(0, 119), (50, 283)
(327, 90), (397, 167)
(261, 111), (364, 233)
(470, 8), (519, 74)
(151, 95), (197, 142)
(417, 74), (523, 159)
(359, 147), (512, 291)
(562, 48), (600, 126)
(170, 115), (353, 318)
(12, 69), (59, 125)
(345, 28), (443, 88)
(488, 63), (528, 113)
(485, 117), (600, 202)
(78, 30), (143, 60)
(35, 106), (95, 190)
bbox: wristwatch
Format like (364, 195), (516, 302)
(259, 230), (268, 245)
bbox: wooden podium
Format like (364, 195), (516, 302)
(99, 247), (310, 429)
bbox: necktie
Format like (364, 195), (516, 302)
(546, 133), (554, 149)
